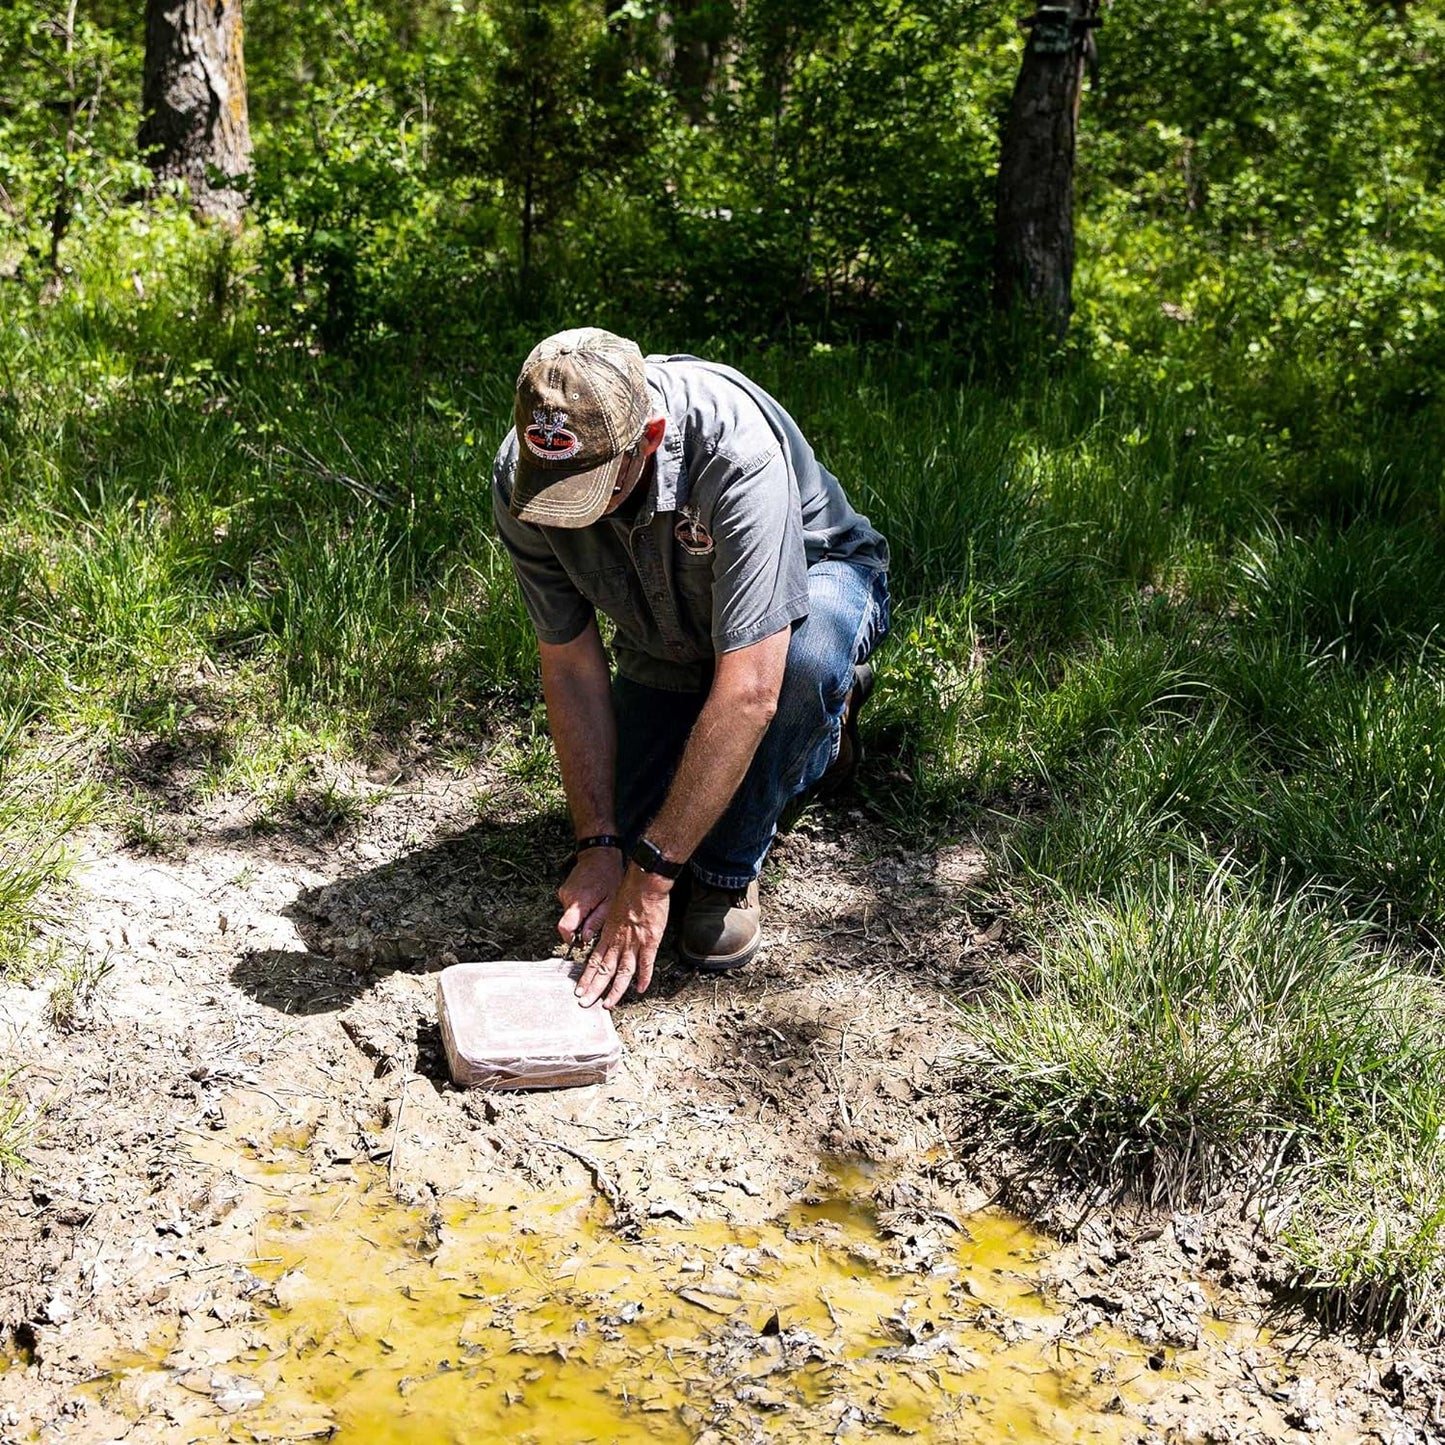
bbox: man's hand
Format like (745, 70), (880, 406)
(557, 847), (625, 949)
(575, 867), (671, 1010)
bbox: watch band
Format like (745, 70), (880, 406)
(574, 834), (624, 855)
(630, 838), (685, 880)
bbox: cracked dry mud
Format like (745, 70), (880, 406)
(1, 754), (1442, 1443)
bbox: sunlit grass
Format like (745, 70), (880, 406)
(0, 1068), (37, 1177)
(1287, 1136), (1445, 1338)
(0, 713), (90, 982)
(960, 867), (1445, 1334)
(961, 870), (1445, 1190)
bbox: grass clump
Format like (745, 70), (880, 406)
(0, 1069), (37, 1177)
(47, 947), (116, 1033)
(1230, 660), (1445, 931)
(0, 816), (67, 981)
(1286, 1138), (1445, 1338)
(962, 868), (1445, 1332)
(962, 871), (1443, 1200)
(0, 714), (88, 981)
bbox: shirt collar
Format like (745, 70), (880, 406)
(638, 371), (683, 524)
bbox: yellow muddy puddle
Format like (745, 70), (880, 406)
(95, 1142), (1176, 1443)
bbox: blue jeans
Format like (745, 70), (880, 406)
(613, 561), (890, 890)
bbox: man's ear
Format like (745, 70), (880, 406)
(640, 416), (667, 457)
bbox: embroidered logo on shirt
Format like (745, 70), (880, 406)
(674, 506), (715, 556)
(524, 406), (580, 461)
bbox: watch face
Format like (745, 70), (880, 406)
(632, 840), (682, 878)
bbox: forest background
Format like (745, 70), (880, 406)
(4, 0), (1445, 1334)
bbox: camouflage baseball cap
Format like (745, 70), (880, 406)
(509, 328), (651, 528)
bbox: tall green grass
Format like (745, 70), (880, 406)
(0, 1068), (37, 1176)
(962, 869), (1445, 1331)
(962, 871), (1444, 1192)
(1287, 1135), (1445, 1337)
(0, 711), (87, 981)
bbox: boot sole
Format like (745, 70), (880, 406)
(680, 931), (763, 973)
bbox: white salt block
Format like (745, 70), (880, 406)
(437, 959), (623, 1091)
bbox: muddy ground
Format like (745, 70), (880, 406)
(1, 746), (1442, 1443)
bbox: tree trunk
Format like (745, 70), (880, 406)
(48, 0), (81, 279)
(139, 0), (251, 225)
(520, 78), (540, 291)
(665, 0), (734, 126)
(993, 1), (1099, 335)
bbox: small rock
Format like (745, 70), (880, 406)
(270, 1270), (310, 1311)
(1173, 1213), (1205, 1259)
(210, 1373), (264, 1413)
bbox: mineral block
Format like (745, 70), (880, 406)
(437, 959), (623, 1090)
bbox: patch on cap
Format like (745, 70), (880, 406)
(524, 406), (580, 462)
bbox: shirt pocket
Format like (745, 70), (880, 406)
(674, 551), (715, 616)
(575, 565), (632, 614)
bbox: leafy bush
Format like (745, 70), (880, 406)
(0, 0), (146, 278)
(1082, 0), (1445, 421)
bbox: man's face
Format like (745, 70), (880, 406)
(599, 416), (666, 517)
(601, 441), (646, 516)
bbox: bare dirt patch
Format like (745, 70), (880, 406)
(0, 757), (1439, 1442)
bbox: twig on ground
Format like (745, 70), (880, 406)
(387, 1072), (413, 1194)
(165, 1255), (282, 1281)
(541, 1138), (640, 1235)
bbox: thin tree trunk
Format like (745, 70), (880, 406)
(993, 1), (1099, 335)
(521, 79), (540, 290)
(139, 0), (251, 224)
(48, 0), (80, 278)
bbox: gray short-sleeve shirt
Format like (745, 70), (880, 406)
(493, 355), (888, 691)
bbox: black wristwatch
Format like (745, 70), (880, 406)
(630, 838), (685, 881)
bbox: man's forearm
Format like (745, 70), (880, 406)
(642, 697), (771, 862)
(642, 629), (791, 864)
(539, 623), (617, 837)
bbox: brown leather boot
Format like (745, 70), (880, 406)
(680, 879), (762, 971)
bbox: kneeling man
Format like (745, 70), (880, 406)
(493, 329), (889, 1009)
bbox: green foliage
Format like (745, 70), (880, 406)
(1083, 0), (1445, 424)
(1288, 1134), (1445, 1337)
(1236, 521), (1445, 666)
(1232, 661), (1445, 928)
(0, 0), (146, 276)
(460, 0), (667, 285)
(674, 0), (1013, 336)
(0, 711), (86, 981)
(0, 1068), (38, 1176)
(246, 0), (673, 344)
(247, 0), (470, 347)
(46, 944), (114, 1031)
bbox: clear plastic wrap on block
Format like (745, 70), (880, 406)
(437, 959), (623, 1090)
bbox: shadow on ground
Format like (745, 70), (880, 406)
(227, 776), (1015, 1035)
(229, 809), (574, 1012)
